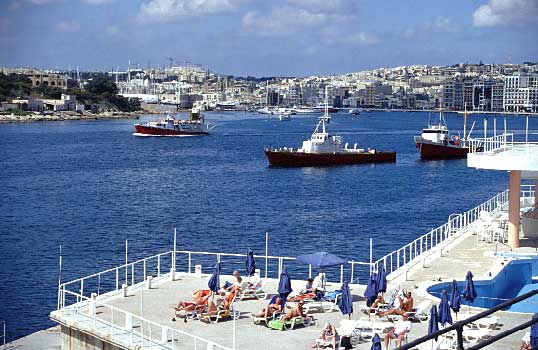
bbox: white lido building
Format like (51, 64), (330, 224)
(468, 132), (538, 248)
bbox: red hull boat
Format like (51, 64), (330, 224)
(133, 108), (210, 137)
(265, 149), (396, 167)
(265, 88), (396, 167)
(414, 111), (481, 160)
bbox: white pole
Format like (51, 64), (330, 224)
(3, 320), (6, 349)
(173, 228), (177, 271)
(504, 116), (507, 135)
(141, 281), (144, 318)
(370, 238), (374, 275)
(233, 312), (236, 350)
(493, 118), (497, 138)
(484, 118), (487, 139)
(265, 232), (268, 279)
(57, 245), (62, 311)
(125, 240), (128, 286)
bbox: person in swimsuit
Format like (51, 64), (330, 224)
(255, 296), (282, 318)
(379, 291), (413, 317)
(280, 299), (307, 322)
(313, 323), (338, 349)
(384, 315), (412, 349)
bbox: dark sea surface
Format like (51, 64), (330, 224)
(0, 111), (536, 341)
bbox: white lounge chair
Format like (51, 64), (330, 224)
(237, 279), (267, 301)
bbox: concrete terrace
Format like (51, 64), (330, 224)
(52, 232), (536, 349)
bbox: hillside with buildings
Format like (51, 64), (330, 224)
(1, 62), (538, 120)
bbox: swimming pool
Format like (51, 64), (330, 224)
(427, 257), (538, 313)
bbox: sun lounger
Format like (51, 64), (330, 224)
(460, 313), (500, 329)
(287, 290), (342, 313)
(237, 279), (267, 301)
(252, 295), (285, 326)
(383, 300), (430, 322)
(201, 293), (238, 324)
(267, 316), (305, 331)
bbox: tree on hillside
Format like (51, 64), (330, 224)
(86, 75), (118, 95)
(0, 73), (32, 102)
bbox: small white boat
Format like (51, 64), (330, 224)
(348, 108), (360, 116)
(279, 113), (292, 121)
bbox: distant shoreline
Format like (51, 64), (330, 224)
(1, 108), (537, 124)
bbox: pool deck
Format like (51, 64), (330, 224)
(50, 215), (537, 350)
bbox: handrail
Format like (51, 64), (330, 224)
(397, 288), (538, 350)
(58, 289), (233, 350)
(374, 185), (535, 281)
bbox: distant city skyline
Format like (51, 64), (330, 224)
(1, 0), (537, 77)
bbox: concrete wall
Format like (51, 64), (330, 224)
(61, 325), (124, 350)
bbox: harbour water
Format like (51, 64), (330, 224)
(0, 111), (534, 342)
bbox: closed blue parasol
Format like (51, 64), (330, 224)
(338, 281), (353, 318)
(246, 249), (256, 277)
(207, 262), (220, 293)
(530, 313), (538, 348)
(428, 305), (439, 341)
(296, 251), (346, 269)
(371, 333), (382, 350)
(439, 290), (453, 326)
(376, 267), (387, 294)
(450, 280), (461, 315)
(463, 271), (477, 312)
(278, 266), (292, 308)
(363, 273), (378, 307)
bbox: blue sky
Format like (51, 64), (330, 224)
(1, 0), (537, 76)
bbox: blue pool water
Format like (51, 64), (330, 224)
(0, 111), (537, 341)
(427, 257), (538, 313)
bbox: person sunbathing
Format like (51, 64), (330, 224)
(378, 291), (413, 317)
(200, 292), (235, 322)
(368, 293), (386, 313)
(174, 291), (210, 313)
(255, 296), (282, 318)
(221, 271), (247, 293)
(280, 300), (308, 322)
(313, 323), (338, 349)
(384, 315), (412, 350)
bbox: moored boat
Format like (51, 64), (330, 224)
(265, 89), (396, 167)
(133, 108), (210, 137)
(414, 111), (481, 160)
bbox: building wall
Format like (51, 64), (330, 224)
(61, 325), (123, 350)
(504, 73), (538, 113)
(30, 73), (67, 88)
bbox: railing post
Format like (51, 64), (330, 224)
(350, 261), (354, 283)
(80, 280), (84, 298)
(456, 325), (464, 350)
(157, 255), (161, 277)
(131, 264), (134, 286)
(143, 260), (147, 282)
(397, 250), (400, 269)
(340, 264), (344, 283)
(116, 268), (119, 291)
(188, 252), (192, 274)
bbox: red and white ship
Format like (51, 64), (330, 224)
(264, 88), (396, 167)
(414, 112), (481, 160)
(133, 108), (210, 137)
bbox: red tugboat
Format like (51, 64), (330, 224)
(133, 108), (210, 136)
(414, 111), (481, 160)
(264, 108), (396, 167)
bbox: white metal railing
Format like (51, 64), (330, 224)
(466, 133), (514, 153)
(56, 290), (232, 350)
(57, 247), (374, 350)
(2, 321), (5, 349)
(373, 185), (535, 281)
